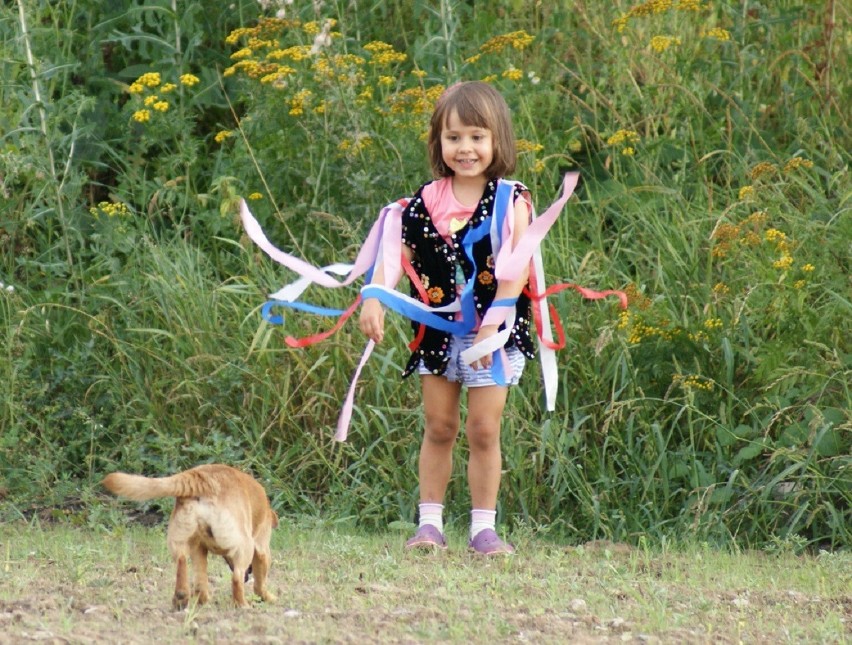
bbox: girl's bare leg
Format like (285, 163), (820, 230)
(465, 385), (509, 510)
(418, 375), (462, 503)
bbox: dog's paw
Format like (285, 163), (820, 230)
(172, 591), (189, 611)
(259, 590), (277, 603)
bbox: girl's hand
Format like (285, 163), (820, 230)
(470, 325), (498, 370)
(359, 298), (385, 343)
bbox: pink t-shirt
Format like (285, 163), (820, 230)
(422, 177), (475, 245)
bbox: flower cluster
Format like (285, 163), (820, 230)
(738, 185), (755, 201)
(127, 71), (200, 125)
(607, 129), (640, 156)
(748, 161), (777, 181)
(673, 374), (714, 391)
(783, 157), (814, 173)
(89, 201), (130, 218)
(705, 28), (731, 41)
(363, 41), (407, 66)
(650, 35), (681, 52)
(338, 134), (374, 157)
(476, 30), (535, 55)
(613, 0), (705, 32)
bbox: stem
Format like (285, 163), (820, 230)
(16, 0), (76, 277)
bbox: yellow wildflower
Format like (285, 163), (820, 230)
(411, 69), (427, 79)
(765, 228), (786, 243)
(160, 83), (177, 93)
(129, 82), (145, 94)
(302, 21), (321, 36)
(153, 101), (169, 112)
(357, 86), (374, 103)
(91, 201), (130, 218)
(677, 0), (703, 10)
(466, 54), (482, 64)
(745, 210), (768, 226)
(801, 263), (814, 272)
(793, 280), (806, 289)
(650, 35), (681, 53)
(533, 159), (546, 173)
(674, 374), (713, 391)
(378, 75), (395, 86)
(607, 129), (640, 146)
(748, 161), (777, 181)
(364, 41), (407, 65)
(479, 30), (535, 55)
(248, 192), (263, 200)
(231, 48), (254, 60)
(214, 130), (233, 143)
(516, 139), (544, 153)
(289, 89), (313, 116)
(703, 318), (723, 330)
(738, 185), (755, 200)
(712, 223), (741, 243)
(180, 73), (200, 86)
(621, 147), (636, 156)
(132, 109), (151, 123)
(742, 231), (761, 246)
(773, 255), (794, 270)
(502, 67), (523, 81)
(783, 157), (814, 173)
(481, 74), (498, 83)
(137, 72), (161, 87)
(705, 28), (731, 41)
(713, 282), (730, 295)
(143, 95), (159, 106)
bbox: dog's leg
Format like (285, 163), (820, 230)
(173, 552), (190, 611)
(251, 547), (276, 603)
(229, 546), (253, 608)
(190, 543), (210, 605)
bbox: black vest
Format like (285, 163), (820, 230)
(400, 178), (536, 378)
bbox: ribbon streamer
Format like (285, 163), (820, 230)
(241, 173), (627, 440)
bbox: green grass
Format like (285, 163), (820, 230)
(0, 0), (849, 549)
(1, 519), (849, 643)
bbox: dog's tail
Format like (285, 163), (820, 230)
(103, 469), (219, 501)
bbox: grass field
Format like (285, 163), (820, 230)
(1, 518), (849, 643)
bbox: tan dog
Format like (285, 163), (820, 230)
(103, 464), (278, 610)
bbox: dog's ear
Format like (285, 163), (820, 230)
(270, 510), (279, 528)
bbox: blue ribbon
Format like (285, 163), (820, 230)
(262, 299), (347, 325)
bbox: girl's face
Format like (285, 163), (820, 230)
(440, 109), (493, 181)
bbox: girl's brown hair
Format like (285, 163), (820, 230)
(427, 81), (516, 179)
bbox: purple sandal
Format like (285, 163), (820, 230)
(469, 528), (515, 555)
(405, 524), (448, 550)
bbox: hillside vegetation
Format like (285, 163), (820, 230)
(1, 0), (848, 549)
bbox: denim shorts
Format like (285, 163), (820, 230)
(418, 333), (525, 387)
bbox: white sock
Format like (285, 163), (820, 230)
(418, 503), (444, 533)
(470, 508), (496, 540)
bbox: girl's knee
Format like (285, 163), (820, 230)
(424, 417), (459, 445)
(466, 418), (500, 451)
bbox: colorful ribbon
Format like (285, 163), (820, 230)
(240, 172), (627, 440)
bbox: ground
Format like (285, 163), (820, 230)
(0, 520), (849, 644)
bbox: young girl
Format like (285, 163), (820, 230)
(359, 81), (533, 555)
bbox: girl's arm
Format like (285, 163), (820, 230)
(359, 244), (413, 344)
(469, 195), (531, 370)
